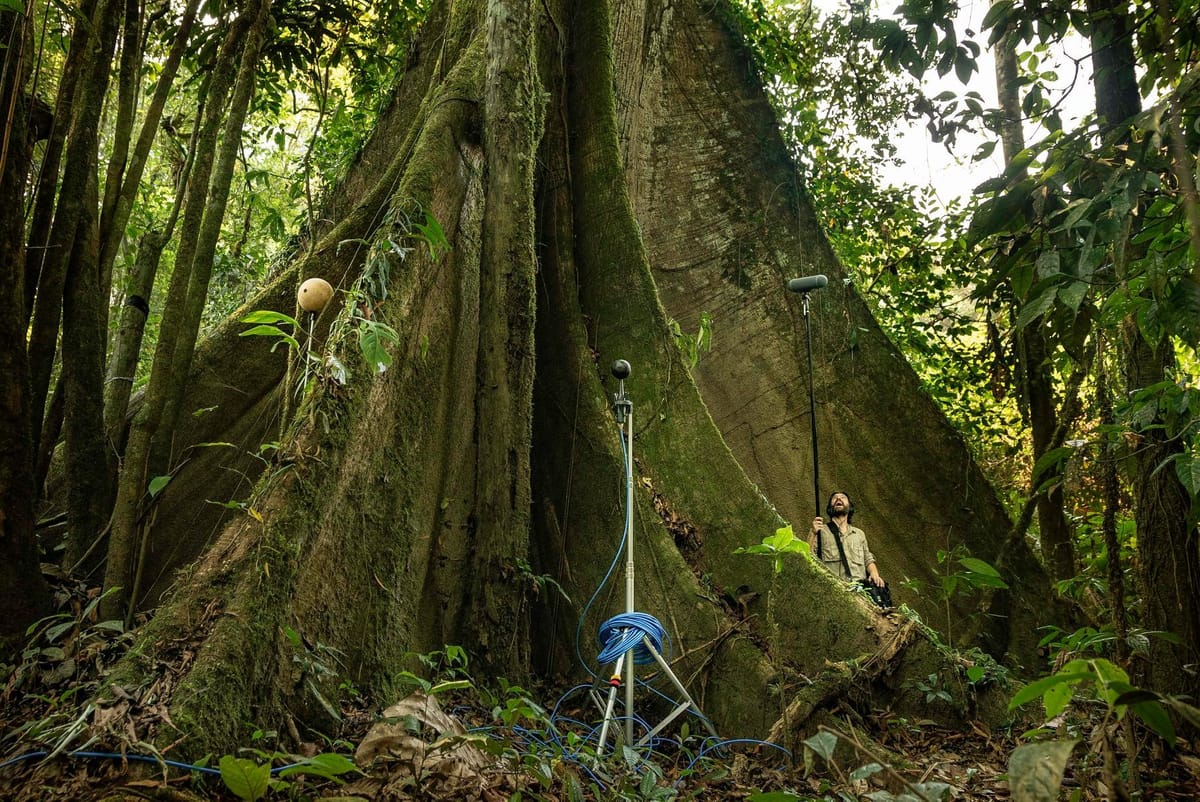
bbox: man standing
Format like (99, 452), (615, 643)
(808, 491), (890, 606)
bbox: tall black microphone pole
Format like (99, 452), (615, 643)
(787, 274), (829, 518)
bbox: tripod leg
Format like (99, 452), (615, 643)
(596, 653), (627, 759)
(635, 637), (719, 746)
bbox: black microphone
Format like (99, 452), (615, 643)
(611, 359), (631, 380)
(786, 274), (829, 293)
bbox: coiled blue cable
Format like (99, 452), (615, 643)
(597, 612), (668, 666)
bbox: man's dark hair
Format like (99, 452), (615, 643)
(826, 491), (855, 522)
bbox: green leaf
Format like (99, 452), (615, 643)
(1008, 672), (1091, 711)
(0, 0), (24, 11)
(1130, 700), (1175, 746)
(958, 557), (1000, 578)
(1175, 453), (1200, 498)
(430, 679), (473, 694)
(748, 793), (803, 802)
(277, 752), (357, 780)
(241, 309), (300, 328)
(358, 319), (400, 374)
(1007, 740), (1078, 802)
(803, 730), (838, 762)
(1057, 281), (1089, 312)
(981, 0), (1014, 29)
(219, 756), (271, 801)
(1031, 447), (1073, 483)
(1042, 681), (1074, 719)
(966, 665), (986, 683)
(148, 475), (171, 498)
(851, 762), (884, 781)
(1013, 287), (1057, 330)
(638, 767), (657, 797)
(764, 525), (795, 550)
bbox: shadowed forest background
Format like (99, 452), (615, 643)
(1, 0), (1199, 798)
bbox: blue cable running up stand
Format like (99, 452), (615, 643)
(593, 360), (717, 758)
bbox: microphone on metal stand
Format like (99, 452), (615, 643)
(787, 274), (828, 519)
(593, 358), (717, 758)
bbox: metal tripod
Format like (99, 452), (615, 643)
(594, 362), (717, 756)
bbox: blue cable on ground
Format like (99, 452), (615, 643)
(0, 750), (309, 777)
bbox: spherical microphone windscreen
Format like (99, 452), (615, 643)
(786, 274), (829, 293)
(611, 359), (631, 379)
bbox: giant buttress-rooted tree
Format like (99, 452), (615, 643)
(90, 0), (1058, 755)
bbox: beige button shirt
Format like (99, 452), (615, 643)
(812, 523), (876, 582)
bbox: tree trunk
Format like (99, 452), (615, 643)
(96, 0), (143, 297)
(61, 165), (113, 568)
(994, 16), (1074, 582)
(85, 0), (1060, 757)
(0, 7), (53, 647)
(42, 0), (122, 564)
(103, 229), (166, 456)
(25, 0), (113, 450)
(22, 0), (95, 327)
(98, 0), (201, 289)
(1089, 0), (1200, 696)
(464, 0), (541, 675)
(103, 6), (258, 619)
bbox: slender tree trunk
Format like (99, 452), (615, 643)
(104, 2), (268, 620)
(96, 0), (142, 297)
(98, 0), (200, 288)
(0, 6), (53, 647)
(154, 0), (272, 468)
(1089, 0), (1200, 695)
(993, 14), (1075, 581)
(22, 0), (95, 326)
(24, 0), (103, 441)
(1095, 337), (1129, 665)
(61, 169), (112, 568)
(103, 229), (166, 455)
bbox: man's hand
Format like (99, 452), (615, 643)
(810, 516), (823, 536)
(867, 564), (884, 587)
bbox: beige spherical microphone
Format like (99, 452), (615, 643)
(297, 277), (333, 313)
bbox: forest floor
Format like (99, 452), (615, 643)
(0, 579), (1197, 801)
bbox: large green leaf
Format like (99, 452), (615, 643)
(1008, 671), (1091, 710)
(219, 756), (271, 801)
(1007, 740), (1078, 802)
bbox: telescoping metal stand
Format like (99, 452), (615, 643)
(595, 360), (717, 758)
(786, 274), (829, 518)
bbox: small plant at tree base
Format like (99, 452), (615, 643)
(902, 544), (1006, 648)
(218, 748), (358, 801)
(734, 524), (810, 575)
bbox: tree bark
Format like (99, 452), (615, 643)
(103, 230), (166, 456)
(0, 7), (53, 647)
(1089, 0), (1200, 696)
(48, 0), (123, 563)
(22, 0), (95, 327)
(464, 0), (542, 676)
(96, 0), (143, 298)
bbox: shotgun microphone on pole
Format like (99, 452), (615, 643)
(786, 274), (828, 293)
(786, 275), (827, 519)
